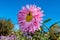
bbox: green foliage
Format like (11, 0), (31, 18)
(0, 19), (14, 36)
(49, 22), (60, 40)
(0, 18), (60, 40)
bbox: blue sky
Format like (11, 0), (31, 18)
(0, 0), (60, 31)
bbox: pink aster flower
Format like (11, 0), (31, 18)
(18, 5), (44, 33)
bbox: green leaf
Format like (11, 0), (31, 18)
(49, 21), (60, 29)
(43, 18), (52, 23)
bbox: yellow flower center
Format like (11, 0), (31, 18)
(26, 12), (33, 22)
